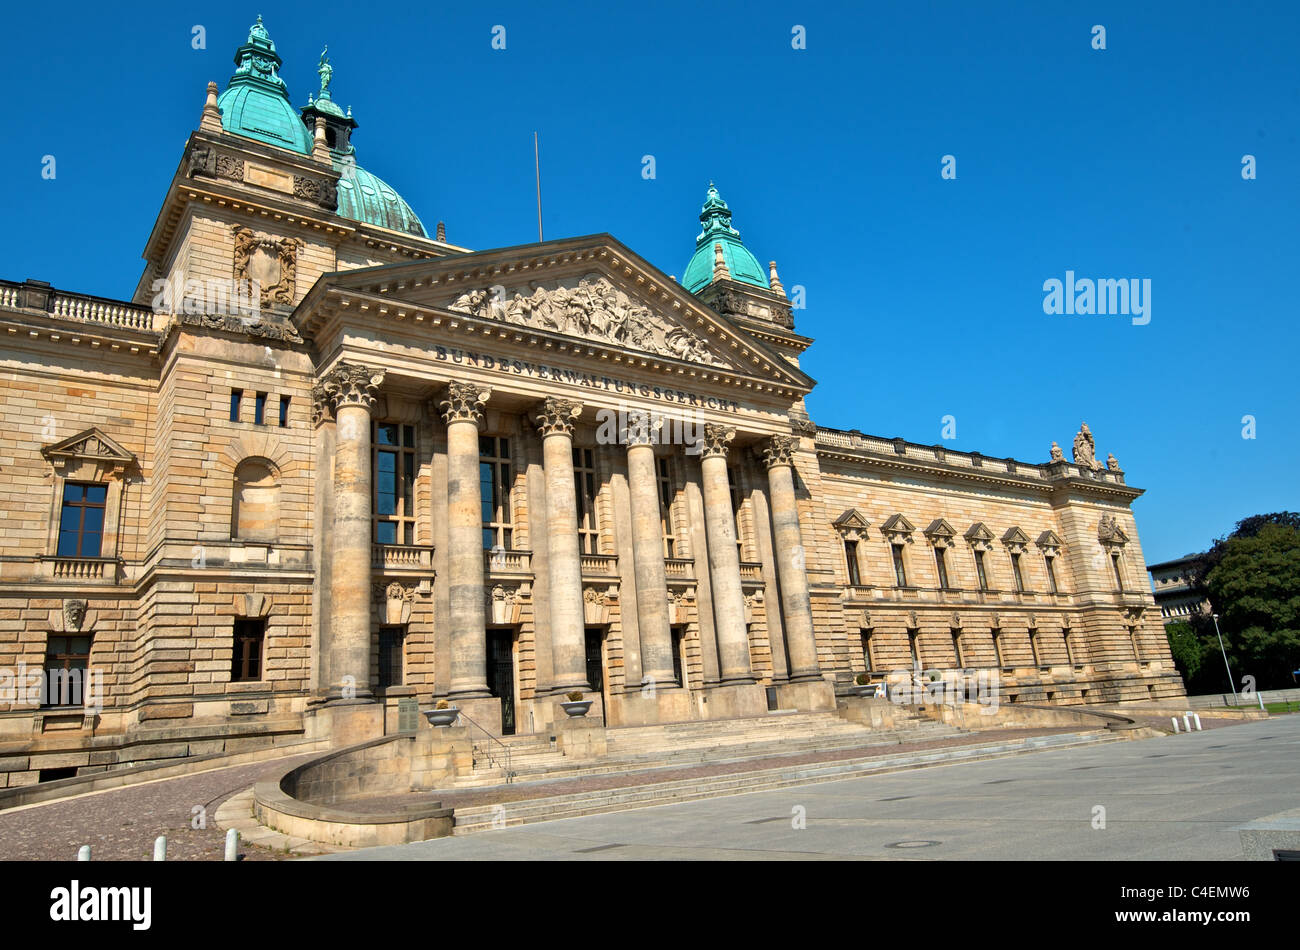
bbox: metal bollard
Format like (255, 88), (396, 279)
(1171, 717), (1180, 733)
(224, 828), (239, 862)
(153, 835), (167, 861)
(77, 845), (91, 861)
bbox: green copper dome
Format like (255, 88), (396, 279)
(682, 183), (769, 293)
(217, 16), (313, 154)
(334, 157), (426, 237)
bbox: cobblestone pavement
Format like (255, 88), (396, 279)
(0, 753), (316, 862)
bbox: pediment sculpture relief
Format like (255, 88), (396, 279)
(448, 274), (730, 368)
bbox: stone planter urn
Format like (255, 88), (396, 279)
(560, 700), (593, 718)
(423, 706), (460, 727)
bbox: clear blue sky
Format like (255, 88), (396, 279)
(2, 1), (1295, 566)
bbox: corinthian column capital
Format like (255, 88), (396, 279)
(624, 409), (663, 447)
(438, 381), (492, 427)
(533, 396), (583, 438)
(321, 361), (385, 413)
(755, 434), (799, 470)
(699, 423), (736, 460)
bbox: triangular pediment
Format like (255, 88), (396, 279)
(965, 522), (995, 542)
(924, 518), (956, 538)
(880, 513), (915, 536)
(1001, 526), (1030, 545)
(41, 428), (136, 475)
(297, 234), (814, 393)
(1037, 529), (1063, 548)
(833, 508), (871, 531)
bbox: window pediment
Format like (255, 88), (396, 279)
(833, 508), (871, 541)
(923, 518), (956, 547)
(41, 428), (136, 478)
(880, 513), (915, 544)
(1001, 526), (1030, 553)
(1036, 529), (1064, 557)
(965, 521), (995, 550)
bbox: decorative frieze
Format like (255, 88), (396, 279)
(533, 397), (583, 437)
(321, 361), (384, 413)
(292, 174), (338, 211)
(173, 311), (303, 343)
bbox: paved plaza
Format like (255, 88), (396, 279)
(317, 716), (1299, 861)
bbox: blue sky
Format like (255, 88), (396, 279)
(1, 1), (1295, 565)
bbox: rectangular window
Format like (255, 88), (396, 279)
(861, 630), (873, 672)
(992, 629), (1004, 667)
(907, 629), (921, 669)
(231, 619), (265, 682)
(1063, 628), (1076, 666)
(891, 544), (907, 587)
(951, 631), (963, 667)
(1029, 629), (1040, 666)
(934, 546), (950, 589)
(1112, 554), (1125, 591)
(374, 422), (417, 545)
(1010, 552), (1025, 593)
(727, 466), (744, 557)
(378, 627), (405, 690)
(480, 435), (513, 551)
(657, 457), (677, 559)
(1044, 555), (1058, 594)
(254, 391), (268, 425)
(43, 635), (91, 708)
(573, 446), (599, 555)
(844, 540), (861, 586)
(57, 482), (107, 558)
(671, 625), (686, 688)
(974, 550), (989, 591)
(229, 389), (243, 422)
(278, 395), (290, 428)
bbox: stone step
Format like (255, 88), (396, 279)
(455, 723), (963, 788)
(451, 731), (1121, 833)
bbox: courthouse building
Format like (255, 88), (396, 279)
(0, 19), (1183, 785)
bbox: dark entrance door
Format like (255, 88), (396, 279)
(486, 629), (516, 736)
(584, 627), (606, 725)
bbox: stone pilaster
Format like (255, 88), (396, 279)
(438, 382), (493, 699)
(756, 435), (822, 682)
(321, 361), (383, 703)
(534, 396), (590, 694)
(626, 427), (675, 687)
(699, 423), (755, 684)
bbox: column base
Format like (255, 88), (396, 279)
(306, 701), (384, 747)
(773, 678), (837, 713)
(606, 686), (693, 726)
(447, 696), (504, 736)
(700, 682), (769, 720)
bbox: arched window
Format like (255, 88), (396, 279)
(231, 459), (280, 541)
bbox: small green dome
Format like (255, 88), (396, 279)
(334, 157), (426, 237)
(217, 16), (313, 154)
(682, 183), (769, 293)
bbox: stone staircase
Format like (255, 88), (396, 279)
(450, 728), (1122, 834)
(456, 708), (946, 789)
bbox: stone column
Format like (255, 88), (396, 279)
(699, 424), (755, 684)
(321, 362), (384, 703)
(625, 419), (675, 686)
(756, 435), (822, 682)
(438, 382), (493, 698)
(534, 397), (590, 693)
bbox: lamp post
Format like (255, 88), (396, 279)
(1212, 613), (1237, 706)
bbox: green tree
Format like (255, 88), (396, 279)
(1204, 522), (1300, 689)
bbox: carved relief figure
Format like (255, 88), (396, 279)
(447, 274), (728, 367)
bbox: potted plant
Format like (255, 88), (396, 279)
(423, 698), (460, 727)
(560, 690), (593, 718)
(853, 672), (876, 697)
